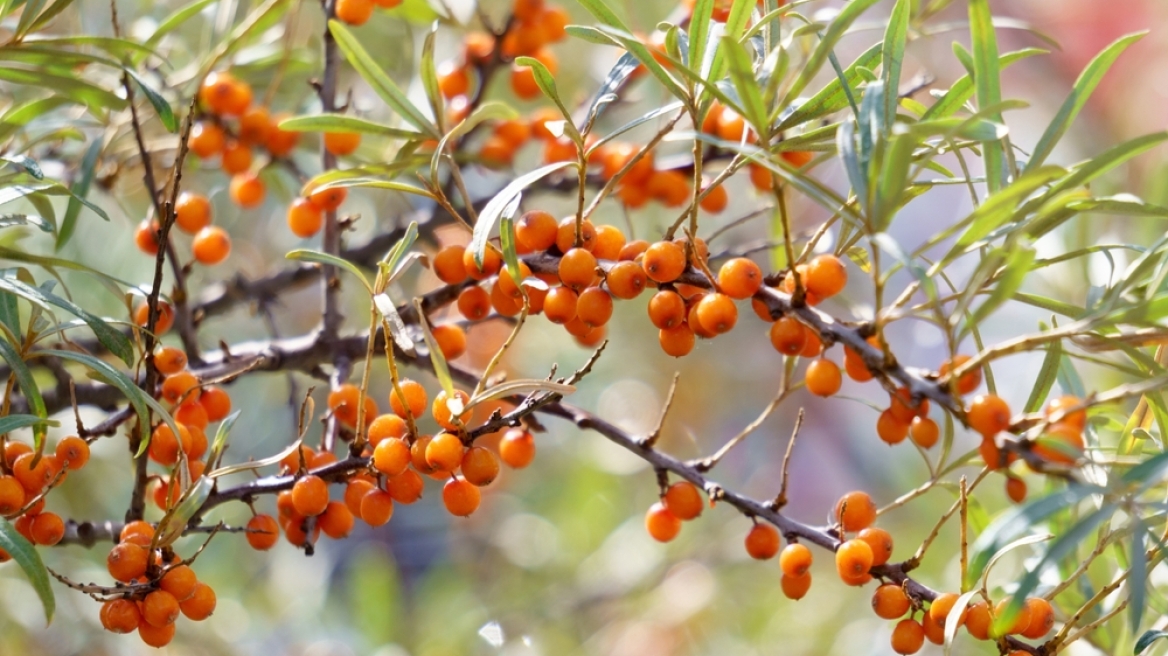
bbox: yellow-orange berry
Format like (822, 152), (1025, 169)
(555, 217), (596, 254)
(516, 210), (557, 252)
(805, 254), (847, 299)
(542, 286), (578, 324)
(143, 589), (180, 627)
(648, 291), (686, 330)
(965, 602), (991, 640)
(360, 489), (395, 526)
(457, 285), (491, 321)
(461, 446), (500, 486)
(287, 198), (324, 238)
(319, 500), (355, 539)
(662, 481), (703, 520)
(30, 512), (64, 546)
(699, 181), (728, 213)
(645, 501), (681, 542)
(443, 477), (481, 516)
(993, 599), (1032, 637)
(246, 514), (279, 550)
(805, 359), (842, 397)
(107, 542), (148, 582)
(372, 437), (411, 477)
(55, 436), (90, 470)
(174, 192), (211, 234)
(836, 538), (874, 585)
(463, 245), (503, 281)
(138, 620), (176, 647)
(607, 261), (647, 300)
(642, 241), (687, 283)
(940, 354), (982, 396)
(308, 186), (347, 212)
(872, 584), (910, 619)
(189, 121), (225, 158)
(769, 316), (806, 355)
(431, 389), (471, 431)
(576, 287), (613, 328)
(291, 474), (329, 517)
(835, 491), (877, 532)
(1006, 476), (1027, 503)
(179, 582), (216, 621)
(967, 394), (1011, 438)
(1045, 395), (1087, 430)
(221, 140), (252, 175)
(1021, 597), (1054, 639)
(229, 172), (265, 208)
(695, 293), (737, 335)
(386, 470), (423, 504)
(135, 220), (160, 255)
(499, 429), (535, 468)
(100, 598), (141, 634)
(779, 542), (812, 577)
(425, 432), (465, 472)
(718, 258), (763, 299)
(891, 619), (925, 655)
(909, 416), (939, 448)
(390, 379), (427, 420)
(192, 226), (231, 265)
(0, 476), (25, 515)
(857, 526), (893, 566)
(781, 571), (812, 600)
(744, 523), (780, 559)
(659, 324), (696, 357)
(559, 247), (598, 290)
(199, 386), (231, 422)
(877, 409), (910, 445)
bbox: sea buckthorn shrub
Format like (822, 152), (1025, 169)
(0, 0), (1164, 654)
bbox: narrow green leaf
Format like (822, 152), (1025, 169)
(0, 338), (46, 447)
(138, 0), (218, 63)
(0, 213), (52, 232)
(0, 67), (125, 111)
(419, 23), (442, 130)
(574, 0), (632, 32)
(905, 117), (1008, 141)
(328, 20), (437, 137)
(514, 56), (581, 143)
(708, 0), (754, 83)
(465, 379), (576, 413)
(778, 43), (882, 130)
(871, 131), (914, 231)
(1024, 340), (1062, 413)
(1027, 32), (1144, 171)
(1136, 630), (1168, 654)
(207, 410), (241, 469)
(952, 165), (1065, 249)
(376, 221), (419, 292)
(61, 138), (104, 250)
(966, 243), (1034, 327)
(0, 517), (53, 623)
(0, 283), (18, 338)
(125, 68), (176, 133)
(923, 48), (1045, 120)
(583, 52), (640, 132)
(0, 277), (133, 366)
(969, 0), (1005, 192)
(722, 36), (767, 137)
(687, 0), (715, 85)
(313, 177), (435, 199)
(0, 414), (56, 435)
(882, 0), (910, 127)
(154, 476), (213, 547)
(585, 25), (688, 102)
(285, 249), (373, 293)
(278, 114), (424, 139)
(26, 0), (74, 33)
(412, 298), (452, 397)
(13, 0), (48, 39)
(469, 162), (575, 268)
(1, 155), (41, 179)
(1130, 520), (1147, 634)
(499, 216), (522, 294)
(782, 0), (882, 104)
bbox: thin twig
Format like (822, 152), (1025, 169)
(639, 371), (680, 449)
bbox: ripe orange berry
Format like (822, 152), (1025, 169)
(645, 291), (684, 330)
(324, 130), (361, 156)
(192, 226), (231, 265)
(160, 564), (198, 603)
(805, 254), (847, 299)
(909, 416), (939, 448)
(642, 241), (687, 283)
(456, 285), (490, 321)
(134, 220), (160, 255)
(161, 371), (200, 405)
(431, 389), (471, 431)
(715, 106), (746, 141)
(490, 280), (523, 317)
(107, 542), (148, 582)
(929, 592), (966, 630)
(497, 260), (532, 298)
(576, 287), (613, 328)
(198, 386), (231, 422)
(693, 293), (735, 335)
(779, 542), (812, 577)
(803, 359), (842, 397)
(245, 514), (279, 550)
(387, 469), (423, 504)
(1045, 395), (1087, 430)
(662, 481), (703, 520)
(344, 479), (375, 516)
(369, 438), (408, 478)
(12, 451), (53, 492)
(336, 0), (374, 24)
(318, 501), (354, 539)
(221, 140), (252, 175)
(967, 394), (1011, 438)
(55, 436), (89, 470)
(174, 192), (211, 234)
(559, 247), (598, 290)
(0, 476), (25, 515)
(591, 225), (626, 261)
(425, 432), (465, 472)
(939, 354), (982, 395)
(889, 387), (930, 424)
(179, 582), (216, 621)
(699, 181), (728, 213)
(769, 316), (806, 355)
(645, 501), (682, 542)
(646, 170), (691, 207)
(891, 618), (925, 655)
(153, 347), (187, 376)
(499, 429), (535, 468)
(100, 598), (141, 634)
(515, 210), (557, 252)
(461, 447), (500, 486)
(189, 121), (225, 158)
(657, 323), (694, 357)
(748, 162), (774, 191)
(494, 119), (531, 148)
(30, 512), (64, 546)
(308, 185), (347, 212)
(781, 571), (812, 600)
(836, 538), (874, 585)
(542, 136), (575, 164)
(291, 475), (329, 517)
(835, 491), (877, 533)
(390, 379), (427, 420)
(857, 527), (893, 567)
(964, 601), (991, 639)
(143, 589), (180, 627)
(2, 441), (30, 469)
(1005, 476), (1027, 503)
(922, 613), (946, 645)
(433, 245), (469, 285)
(135, 300), (175, 336)
(744, 523), (780, 559)
(877, 409), (910, 445)
(479, 136), (515, 166)
(198, 70), (241, 114)
(1022, 597), (1054, 639)
(264, 112), (300, 156)
(287, 198), (324, 238)
(138, 621), (176, 647)
(238, 106), (271, 145)
(437, 61), (471, 99)
(463, 244), (503, 280)
(409, 434), (435, 474)
(718, 258), (763, 299)
(606, 261), (647, 300)
(357, 488), (393, 526)
(872, 584), (911, 619)
(229, 172), (265, 208)
(555, 217), (597, 253)
(541, 286), (576, 324)
(443, 477), (481, 516)
(367, 414), (407, 447)
(993, 599), (1032, 637)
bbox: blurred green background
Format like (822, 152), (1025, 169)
(1, 0), (1166, 654)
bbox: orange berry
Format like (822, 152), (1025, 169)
(516, 210), (557, 252)
(658, 324), (696, 357)
(929, 592), (967, 630)
(556, 218), (597, 254)
(877, 409), (910, 445)
(781, 571), (812, 600)
(872, 584), (911, 619)
(192, 226), (231, 265)
(965, 601), (991, 640)
(437, 61), (471, 99)
(179, 582), (216, 621)
(857, 527), (893, 566)
(160, 564), (198, 602)
(431, 389), (471, 431)
(642, 241), (687, 283)
(245, 514), (279, 550)
(0, 476), (25, 515)
(591, 225), (626, 261)
(107, 542), (148, 582)
(891, 619), (925, 655)
(889, 387), (930, 423)
(909, 416), (940, 448)
(805, 254), (847, 299)
(359, 488), (394, 526)
(494, 119), (531, 147)
(154, 347), (187, 376)
(238, 106), (271, 144)
(779, 542), (813, 577)
(480, 136), (515, 166)
(606, 261), (647, 300)
(265, 112), (300, 156)
(662, 481), (703, 520)
(368, 438), (409, 478)
(319, 501), (355, 539)
(461, 446), (500, 486)
(198, 71), (238, 114)
(344, 479), (375, 516)
(980, 435), (1005, 470)
(100, 598), (141, 634)
(542, 136), (575, 164)
(12, 452), (53, 492)
(134, 220), (160, 255)
(308, 186), (347, 212)
(648, 291), (686, 329)
(748, 162), (774, 191)
(324, 131), (361, 156)
(1034, 422), (1085, 464)
(425, 432), (465, 472)
(499, 429), (535, 468)
(189, 121), (225, 158)
(804, 359), (842, 397)
(744, 523), (780, 559)
(699, 181), (728, 213)
(715, 106), (746, 142)
(221, 140), (252, 175)
(781, 150), (814, 168)
(497, 260), (532, 298)
(433, 245), (469, 284)
(922, 612), (946, 645)
(457, 285), (491, 321)
(174, 192), (211, 234)
(135, 300), (175, 334)
(199, 386), (231, 422)
(645, 501), (681, 542)
(1045, 395), (1087, 430)
(939, 354), (982, 395)
(576, 287), (613, 328)
(390, 379), (427, 420)
(993, 599), (1032, 637)
(1005, 476), (1027, 503)
(490, 279), (523, 317)
(542, 286), (577, 324)
(769, 316), (806, 355)
(287, 198), (324, 238)
(138, 621), (176, 647)
(161, 371), (200, 405)
(55, 436), (89, 470)
(386, 470), (423, 504)
(143, 589), (180, 627)
(718, 258), (762, 299)
(443, 477), (481, 516)
(291, 475), (329, 517)
(1022, 597), (1054, 639)
(119, 520), (154, 546)
(538, 6), (569, 40)
(229, 172), (265, 208)
(336, 0), (374, 24)
(30, 512), (64, 546)
(2, 441), (30, 469)
(967, 394), (1011, 438)
(513, 0), (543, 21)
(367, 414), (407, 447)
(836, 538), (874, 584)
(409, 434), (435, 474)
(646, 170), (691, 207)
(559, 247), (598, 290)
(835, 491), (877, 532)
(693, 293), (736, 335)
(463, 244), (503, 280)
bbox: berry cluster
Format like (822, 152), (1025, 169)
(0, 435), (89, 553)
